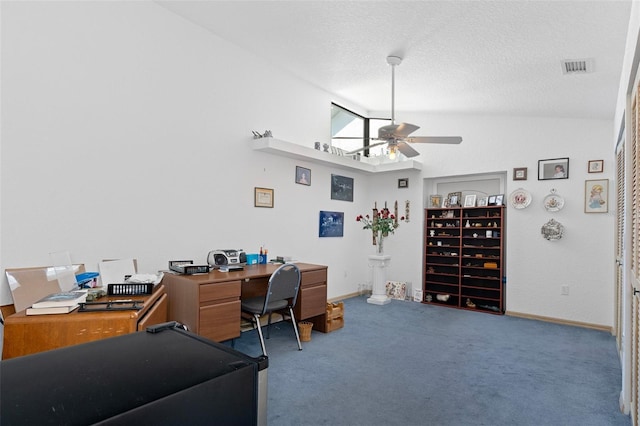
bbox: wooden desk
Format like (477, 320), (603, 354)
(2, 284), (168, 359)
(163, 263), (328, 342)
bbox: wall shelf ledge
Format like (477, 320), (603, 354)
(252, 137), (422, 174)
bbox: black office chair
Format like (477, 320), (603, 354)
(241, 263), (302, 356)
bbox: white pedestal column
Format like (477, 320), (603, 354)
(367, 254), (391, 305)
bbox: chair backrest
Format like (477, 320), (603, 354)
(262, 263), (301, 314)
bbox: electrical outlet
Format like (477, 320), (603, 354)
(561, 285), (570, 295)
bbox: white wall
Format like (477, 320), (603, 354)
(1, 2), (616, 328)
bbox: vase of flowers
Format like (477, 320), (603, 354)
(356, 201), (404, 254)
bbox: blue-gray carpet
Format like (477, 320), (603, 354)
(230, 295), (630, 426)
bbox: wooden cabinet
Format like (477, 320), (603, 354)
(2, 284), (168, 359)
(163, 263), (328, 342)
(423, 206), (505, 314)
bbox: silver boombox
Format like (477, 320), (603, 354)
(207, 249), (247, 268)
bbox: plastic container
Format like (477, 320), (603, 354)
(246, 254), (259, 265)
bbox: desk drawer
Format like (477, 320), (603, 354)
(302, 269), (326, 287)
(297, 283), (327, 319)
(199, 300), (241, 342)
(200, 281), (241, 303)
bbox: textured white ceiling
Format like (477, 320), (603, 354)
(157, 0), (632, 120)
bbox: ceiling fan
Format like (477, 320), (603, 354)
(335, 55), (462, 159)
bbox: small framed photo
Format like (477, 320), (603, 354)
(588, 160), (604, 173)
(585, 179), (608, 213)
(477, 196), (488, 207)
(488, 195), (497, 206)
(495, 194), (504, 205)
(254, 187), (274, 208)
(538, 157), (569, 180)
(398, 178), (409, 188)
(464, 194), (477, 207)
(429, 194), (443, 208)
(295, 166), (311, 185)
(319, 210), (344, 237)
(446, 192), (462, 207)
(513, 167), (527, 181)
(331, 174), (354, 202)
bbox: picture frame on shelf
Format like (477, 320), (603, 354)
(398, 178), (409, 188)
(588, 160), (604, 173)
(464, 194), (477, 208)
(330, 174), (354, 202)
(318, 210), (344, 237)
(513, 167), (527, 181)
(254, 187), (274, 208)
(585, 179), (608, 213)
(495, 194), (504, 205)
(446, 192), (462, 207)
(487, 195), (497, 206)
(477, 196), (488, 207)
(295, 166), (311, 185)
(429, 194), (443, 208)
(538, 157), (569, 180)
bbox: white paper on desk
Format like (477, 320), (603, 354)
(98, 259), (136, 287)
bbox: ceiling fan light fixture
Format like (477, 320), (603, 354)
(388, 145), (397, 160)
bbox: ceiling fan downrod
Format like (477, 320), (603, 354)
(386, 55), (402, 126)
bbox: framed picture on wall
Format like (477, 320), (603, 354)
(398, 178), (409, 188)
(295, 166), (311, 185)
(585, 179), (608, 213)
(513, 167), (527, 181)
(254, 187), (274, 208)
(330, 174), (354, 202)
(538, 158), (569, 180)
(588, 160), (604, 173)
(319, 211), (344, 237)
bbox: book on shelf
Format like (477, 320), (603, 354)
(26, 304), (80, 315)
(30, 290), (88, 309)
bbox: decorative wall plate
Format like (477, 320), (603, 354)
(509, 188), (532, 209)
(541, 218), (564, 241)
(543, 189), (564, 212)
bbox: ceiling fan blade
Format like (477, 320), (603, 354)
(407, 136), (463, 144)
(346, 140), (388, 155)
(378, 122), (419, 139)
(395, 141), (420, 158)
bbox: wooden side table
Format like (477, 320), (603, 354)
(2, 284), (168, 359)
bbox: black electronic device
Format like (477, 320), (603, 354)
(168, 260), (210, 275)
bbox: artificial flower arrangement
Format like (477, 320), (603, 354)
(356, 201), (404, 254)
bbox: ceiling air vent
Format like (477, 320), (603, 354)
(561, 58), (594, 75)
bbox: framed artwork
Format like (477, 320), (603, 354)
(538, 158), (569, 180)
(588, 160), (604, 173)
(464, 194), (477, 207)
(513, 167), (528, 181)
(254, 187), (274, 208)
(318, 210), (344, 237)
(295, 166), (311, 185)
(487, 194), (504, 206)
(429, 194), (443, 208)
(585, 179), (608, 213)
(398, 178), (409, 188)
(446, 192), (462, 207)
(477, 196), (488, 207)
(330, 174), (354, 202)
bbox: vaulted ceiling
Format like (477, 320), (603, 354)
(157, 0), (632, 120)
